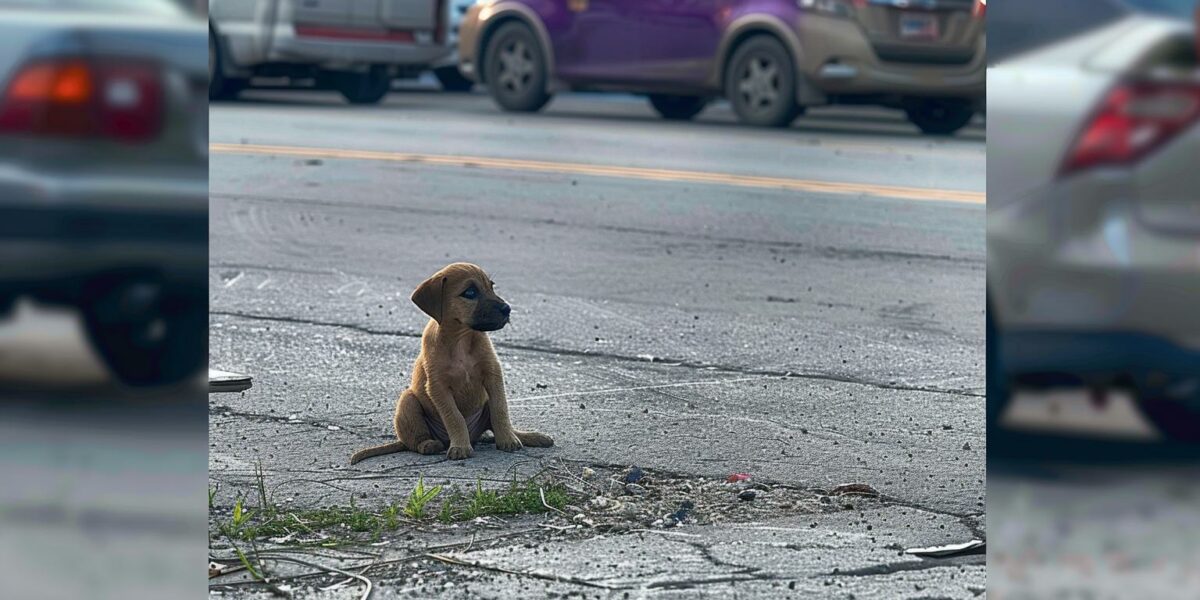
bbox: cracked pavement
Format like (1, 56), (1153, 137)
(209, 90), (985, 597)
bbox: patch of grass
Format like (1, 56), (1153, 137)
(437, 479), (569, 524)
(403, 476), (442, 519)
(216, 473), (571, 545)
(208, 485), (218, 510)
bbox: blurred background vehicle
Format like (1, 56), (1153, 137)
(988, 0), (1199, 441)
(0, 0), (208, 387)
(429, 0), (479, 91)
(208, 0), (454, 103)
(458, 0), (985, 134)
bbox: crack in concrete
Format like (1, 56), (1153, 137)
(826, 555), (984, 578)
(211, 192), (983, 266)
(210, 309), (982, 398)
(210, 404), (369, 438)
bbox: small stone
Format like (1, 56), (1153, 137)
(624, 466), (644, 483)
(962, 442), (972, 451)
(738, 489), (757, 501)
(818, 496), (832, 504)
(581, 467), (595, 479)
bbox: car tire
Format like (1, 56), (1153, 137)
(906, 98), (975, 136)
(435, 66), (474, 92)
(483, 21), (551, 112)
(985, 298), (1009, 435)
(82, 278), (206, 387)
(209, 30), (244, 101)
(336, 67), (392, 104)
(648, 95), (708, 121)
(725, 35), (800, 128)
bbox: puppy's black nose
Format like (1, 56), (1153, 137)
(498, 303), (511, 317)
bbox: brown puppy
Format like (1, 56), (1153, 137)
(350, 263), (552, 464)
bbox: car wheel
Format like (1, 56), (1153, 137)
(725, 35), (800, 128)
(483, 21), (551, 112)
(648, 95), (708, 121)
(435, 66), (474, 92)
(906, 98), (975, 136)
(985, 298), (1010, 435)
(336, 67), (391, 104)
(209, 30), (244, 101)
(1138, 387), (1200, 441)
(82, 278), (206, 387)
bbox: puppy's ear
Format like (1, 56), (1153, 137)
(411, 275), (447, 322)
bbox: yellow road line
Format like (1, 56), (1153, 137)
(210, 143), (985, 205)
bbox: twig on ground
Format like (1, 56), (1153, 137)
(540, 487), (568, 516)
(424, 552), (615, 590)
(265, 555), (373, 600)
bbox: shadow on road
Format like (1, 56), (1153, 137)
(218, 87), (986, 142)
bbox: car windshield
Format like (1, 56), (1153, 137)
(0, 0), (185, 15)
(1123, 0), (1197, 18)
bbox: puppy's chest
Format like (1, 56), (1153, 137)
(446, 351), (486, 399)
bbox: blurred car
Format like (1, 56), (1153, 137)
(209, 0), (454, 103)
(458, 0), (985, 133)
(0, 0), (208, 386)
(988, 0), (1200, 439)
(430, 0), (480, 91)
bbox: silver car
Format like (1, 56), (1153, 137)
(209, 0), (454, 103)
(0, 0), (208, 386)
(988, 0), (1200, 439)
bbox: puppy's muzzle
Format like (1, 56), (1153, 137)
(472, 301), (511, 332)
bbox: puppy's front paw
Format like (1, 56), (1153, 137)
(495, 434), (523, 452)
(447, 445), (473, 460)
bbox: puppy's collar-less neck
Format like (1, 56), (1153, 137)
(428, 320), (484, 350)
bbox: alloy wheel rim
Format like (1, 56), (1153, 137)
(738, 55), (780, 113)
(498, 39), (534, 93)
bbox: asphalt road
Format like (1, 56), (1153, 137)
(209, 88), (986, 597)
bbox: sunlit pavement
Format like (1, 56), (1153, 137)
(208, 87), (986, 596)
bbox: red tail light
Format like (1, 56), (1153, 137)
(1060, 80), (1200, 175)
(973, 0), (986, 19)
(0, 57), (163, 143)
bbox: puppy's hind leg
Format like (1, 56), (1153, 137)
(395, 389), (446, 455)
(514, 430), (554, 448)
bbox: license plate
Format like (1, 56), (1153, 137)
(899, 12), (938, 39)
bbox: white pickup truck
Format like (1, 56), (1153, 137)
(209, 0), (454, 103)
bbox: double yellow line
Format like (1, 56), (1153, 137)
(210, 142), (985, 205)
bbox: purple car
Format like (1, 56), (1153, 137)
(459, 0), (986, 134)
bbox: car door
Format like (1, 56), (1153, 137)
(629, 0), (726, 86)
(551, 0), (643, 82)
(357, 0), (442, 33)
(292, 0), (354, 28)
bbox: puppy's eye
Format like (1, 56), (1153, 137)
(461, 286), (479, 300)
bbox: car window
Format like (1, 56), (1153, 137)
(1122, 0), (1197, 19)
(988, 0), (1129, 64)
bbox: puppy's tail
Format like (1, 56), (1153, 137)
(349, 441), (408, 465)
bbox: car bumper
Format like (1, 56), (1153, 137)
(457, 5), (483, 81)
(0, 165), (206, 290)
(989, 171), (1200, 353)
(794, 14), (985, 99)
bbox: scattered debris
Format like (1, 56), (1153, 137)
(727, 473), (752, 483)
(624, 466), (645, 483)
(738, 489), (757, 502)
(905, 539), (986, 558)
(581, 467), (595, 479)
(962, 442), (972, 451)
(209, 369), (252, 393)
(625, 483), (648, 496)
(831, 483), (880, 497)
